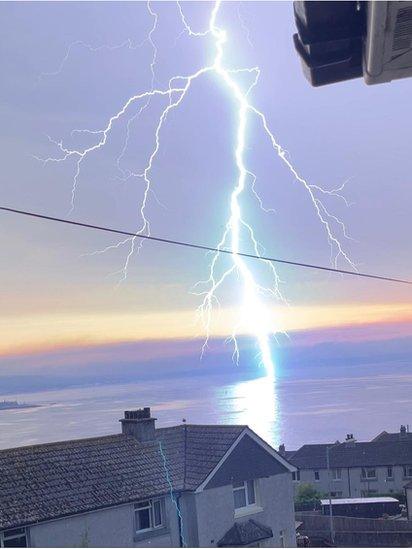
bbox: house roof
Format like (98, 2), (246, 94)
(218, 519), (273, 547)
(331, 440), (412, 468)
(0, 424), (245, 530)
(372, 430), (412, 443)
(283, 450), (297, 460)
(289, 440), (412, 470)
(287, 443), (331, 469)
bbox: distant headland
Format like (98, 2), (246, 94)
(0, 400), (41, 410)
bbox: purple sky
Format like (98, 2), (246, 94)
(1, 1), (411, 376)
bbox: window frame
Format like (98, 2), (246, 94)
(332, 468), (342, 481)
(403, 466), (412, 478)
(387, 466), (393, 479)
(134, 498), (164, 534)
(233, 479), (257, 511)
(0, 528), (28, 548)
(292, 470), (301, 482)
(314, 470), (320, 481)
(361, 467), (377, 479)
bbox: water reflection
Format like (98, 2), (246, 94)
(3, 363), (412, 450)
(217, 374), (280, 446)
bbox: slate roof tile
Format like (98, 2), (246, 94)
(218, 519), (273, 546)
(0, 424), (245, 530)
(289, 440), (412, 470)
(372, 431), (412, 442)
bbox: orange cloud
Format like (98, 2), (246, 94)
(1, 302), (411, 357)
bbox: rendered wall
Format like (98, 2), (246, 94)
(195, 473), (296, 548)
(295, 466), (411, 499)
(28, 499), (180, 548)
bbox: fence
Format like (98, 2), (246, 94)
(296, 513), (412, 547)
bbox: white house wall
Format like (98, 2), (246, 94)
(28, 499), (180, 548)
(194, 473), (296, 548)
(294, 466), (411, 498)
(406, 488), (412, 521)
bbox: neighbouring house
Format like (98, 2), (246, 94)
(280, 427), (412, 499)
(372, 426), (412, 443)
(406, 481), (412, 521)
(0, 407), (297, 548)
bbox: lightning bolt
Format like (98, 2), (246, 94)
(36, 1), (354, 378)
(38, 38), (142, 82)
(158, 440), (187, 547)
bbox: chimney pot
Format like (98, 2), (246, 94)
(279, 443), (286, 455)
(120, 407), (156, 442)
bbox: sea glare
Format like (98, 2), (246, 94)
(1, 361), (411, 450)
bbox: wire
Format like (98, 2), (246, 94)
(1, 205), (411, 285)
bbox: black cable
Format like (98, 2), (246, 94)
(1, 205), (411, 285)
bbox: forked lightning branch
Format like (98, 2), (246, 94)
(37, 1), (354, 378)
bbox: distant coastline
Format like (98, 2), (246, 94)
(0, 400), (41, 411)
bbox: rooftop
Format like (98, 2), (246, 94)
(290, 439), (412, 469)
(0, 422), (245, 530)
(372, 428), (412, 443)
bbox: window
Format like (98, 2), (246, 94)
(292, 470), (300, 482)
(0, 528), (27, 548)
(314, 471), (320, 481)
(330, 491), (342, 498)
(332, 468), (342, 480)
(233, 480), (256, 510)
(134, 499), (164, 533)
(279, 530), (285, 548)
(403, 466), (412, 478)
(387, 467), (393, 479)
(361, 468), (376, 479)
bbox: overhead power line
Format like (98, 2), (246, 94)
(1, 205), (411, 285)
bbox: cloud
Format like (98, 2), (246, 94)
(1, 302), (411, 357)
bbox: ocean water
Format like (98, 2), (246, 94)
(1, 361), (411, 450)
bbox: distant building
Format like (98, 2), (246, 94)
(0, 408), (297, 548)
(406, 481), (412, 521)
(280, 426), (412, 498)
(372, 426), (412, 443)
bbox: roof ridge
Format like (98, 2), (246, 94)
(156, 424), (247, 433)
(0, 433), (124, 454)
(333, 439), (412, 448)
(178, 423), (247, 429)
(3, 424), (247, 453)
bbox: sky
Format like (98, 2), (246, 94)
(1, 1), (411, 382)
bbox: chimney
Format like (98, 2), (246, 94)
(120, 407), (156, 442)
(400, 425), (407, 439)
(279, 443), (286, 455)
(345, 433), (356, 445)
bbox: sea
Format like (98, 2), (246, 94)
(1, 358), (411, 450)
